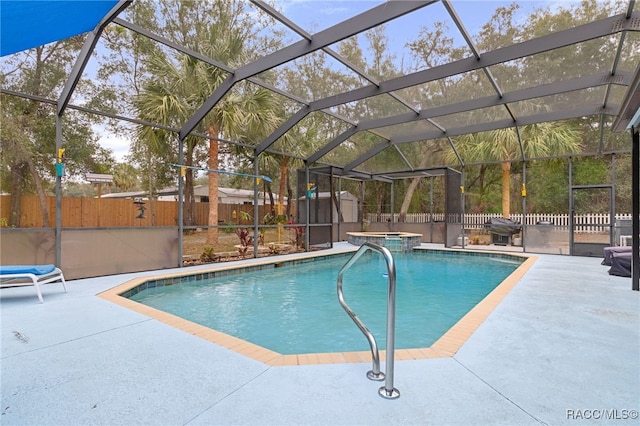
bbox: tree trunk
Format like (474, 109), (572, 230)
(501, 161), (511, 219)
(478, 165), (486, 204)
(375, 182), (384, 217)
(183, 143), (196, 227)
(399, 154), (430, 221)
(8, 58), (43, 228)
(265, 181), (275, 217)
(26, 155), (50, 227)
(331, 191), (343, 222)
(277, 156), (289, 218)
(147, 151), (157, 226)
(399, 177), (421, 222)
(357, 182), (364, 223)
(286, 181), (293, 219)
(149, 197), (157, 226)
(9, 162), (28, 227)
(206, 125), (220, 245)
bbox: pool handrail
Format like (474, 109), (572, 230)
(337, 242), (400, 400)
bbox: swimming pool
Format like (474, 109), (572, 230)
(125, 250), (523, 355)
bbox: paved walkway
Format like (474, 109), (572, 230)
(1, 244), (638, 425)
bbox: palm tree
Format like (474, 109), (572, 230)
(134, 55), (202, 228)
(202, 84), (279, 244)
(135, 13), (280, 245)
(112, 163), (139, 191)
(452, 122), (581, 218)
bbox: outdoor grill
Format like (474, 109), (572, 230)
(485, 218), (522, 246)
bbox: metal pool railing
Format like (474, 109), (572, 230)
(336, 242), (400, 400)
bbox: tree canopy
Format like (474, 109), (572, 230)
(1, 0), (636, 228)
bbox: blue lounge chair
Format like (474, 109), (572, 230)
(0, 264), (67, 303)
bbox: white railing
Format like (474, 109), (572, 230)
(367, 213), (633, 233)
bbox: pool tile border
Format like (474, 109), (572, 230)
(98, 248), (537, 366)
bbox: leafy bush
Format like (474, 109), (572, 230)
(268, 243), (280, 255)
(289, 224), (305, 250)
(222, 222), (236, 233)
(236, 228), (253, 257)
(200, 246), (218, 262)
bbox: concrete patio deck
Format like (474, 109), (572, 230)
(1, 244), (638, 425)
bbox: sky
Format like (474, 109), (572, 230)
(97, 129), (132, 163)
(100, 0), (578, 162)
(275, 0), (553, 48)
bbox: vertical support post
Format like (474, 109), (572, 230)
(461, 166), (466, 248)
(610, 154), (616, 248)
(177, 138), (184, 267)
(429, 176), (434, 243)
(569, 157), (574, 256)
(632, 128), (639, 291)
(328, 169), (334, 248)
(337, 177), (342, 241)
(55, 115), (63, 267)
(522, 161), (527, 252)
(360, 180), (366, 229)
(390, 180), (394, 231)
(96, 184), (103, 227)
(253, 151), (260, 258)
(305, 163), (310, 252)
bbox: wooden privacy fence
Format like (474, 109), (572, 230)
(0, 195), (282, 228)
(2, 195), (627, 232)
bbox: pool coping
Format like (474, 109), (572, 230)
(98, 247), (537, 366)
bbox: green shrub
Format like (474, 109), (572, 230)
(200, 247), (218, 262)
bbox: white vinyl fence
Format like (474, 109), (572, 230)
(367, 213), (633, 233)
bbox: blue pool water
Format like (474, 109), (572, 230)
(129, 251), (522, 354)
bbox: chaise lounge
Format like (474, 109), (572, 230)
(602, 246), (632, 266)
(608, 252), (632, 278)
(0, 264), (67, 303)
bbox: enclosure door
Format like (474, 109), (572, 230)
(570, 185), (613, 257)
